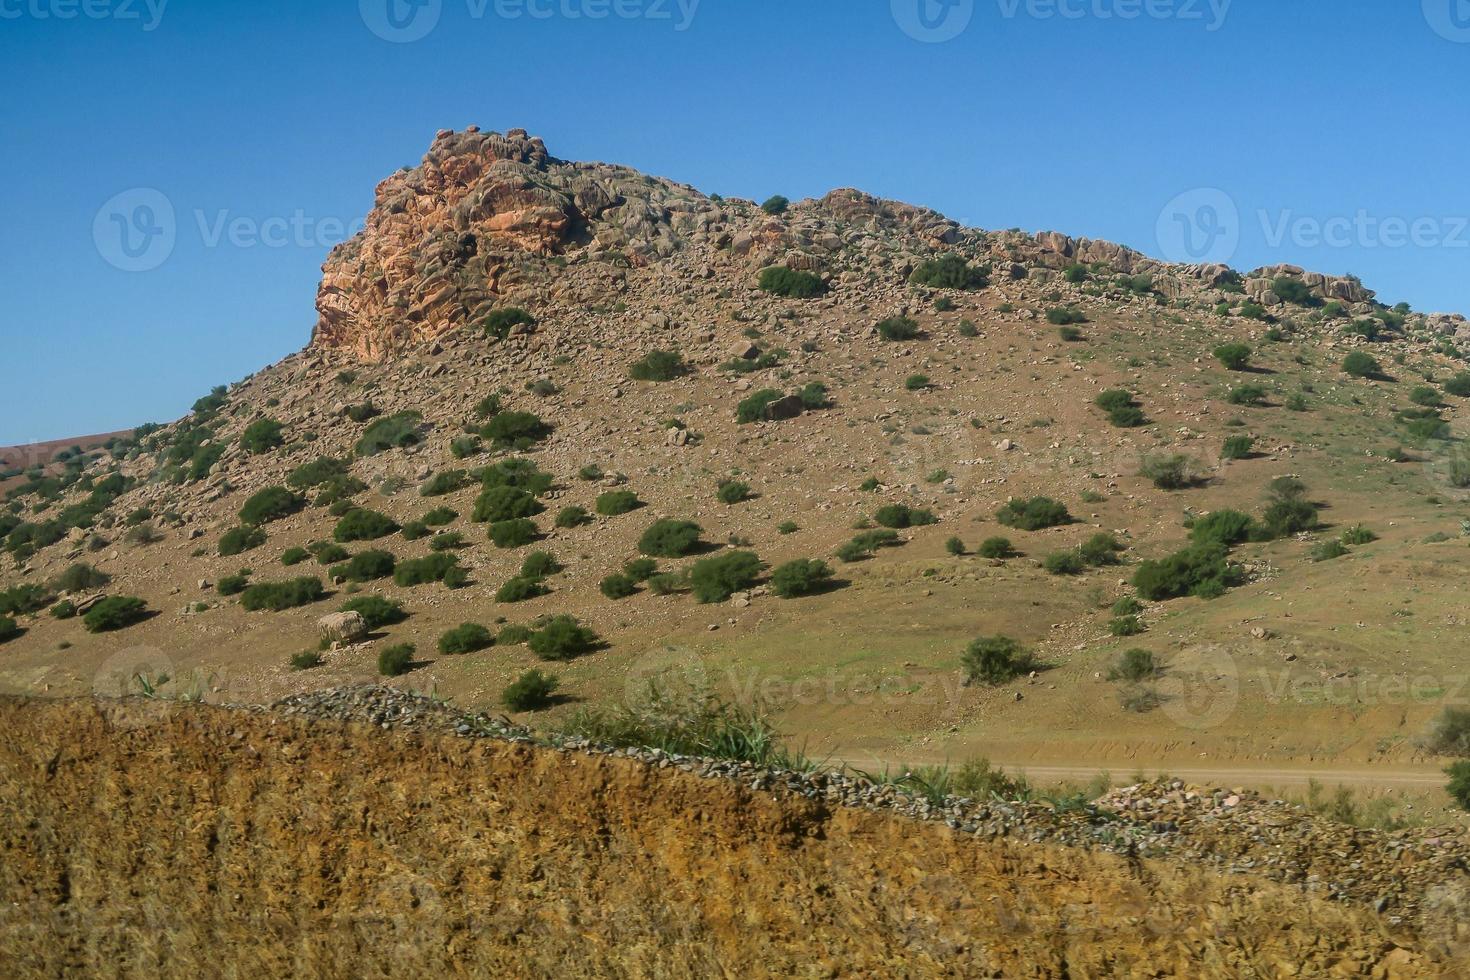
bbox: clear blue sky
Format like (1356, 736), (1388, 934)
(3, 0), (1468, 444)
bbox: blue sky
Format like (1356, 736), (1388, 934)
(2, 0), (1468, 443)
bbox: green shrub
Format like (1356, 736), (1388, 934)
(758, 266), (827, 298)
(219, 525), (267, 557)
(770, 558), (833, 598)
(345, 402), (379, 424)
(1222, 435), (1255, 460)
(482, 307), (536, 340)
(1213, 343), (1252, 370)
(333, 509), (399, 543)
(904, 374), (929, 391)
(798, 382), (830, 409)
(600, 574), (638, 599)
(945, 537), (966, 556)
(735, 389), (783, 424)
(1058, 325), (1083, 342)
(450, 435), (483, 460)
(1141, 454), (1203, 490)
(355, 412), (423, 456)
(556, 505), (592, 528)
(240, 418), (285, 454)
(909, 254), (989, 290)
(421, 470), (471, 497)
(978, 537), (1015, 559)
(877, 317), (920, 341)
(1226, 384), (1268, 406)
(503, 670), (560, 711)
(423, 506), (458, 526)
(429, 531), (465, 552)
(480, 411), (553, 451)
(716, 481), (751, 505)
(340, 596), (406, 629)
(1272, 277), (1318, 306)
(509, 551), (555, 580)
(629, 350), (688, 382)
(281, 547), (310, 566)
(314, 543), (350, 564)
(639, 519), (703, 557)
(0, 616), (19, 643)
(621, 558), (658, 582)
(1261, 498), (1318, 538)
(958, 319), (979, 337)
(496, 576), (548, 603)
(239, 487), (306, 526)
(596, 490), (643, 516)
(1447, 761), (1470, 811)
(690, 551), (764, 603)
(439, 623), (494, 655)
(961, 635), (1032, 685)
(378, 643), (415, 677)
(528, 615), (599, 660)
(1311, 539), (1349, 562)
(331, 549), (396, 582)
(50, 600), (77, 620)
(1132, 543), (1236, 601)
(1342, 351), (1380, 378)
(290, 651), (323, 671)
(218, 574), (250, 596)
(1190, 510), (1257, 547)
(761, 195), (789, 215)
(1045, 307), (1086, 325)
(1410, 386), (1444, 408)
(489, 519), (539, 548)
(1340, 524), (1377, 546)
(498, 624), (532, 645)
(1109, 615), (1146, 637)
(1043, 550), (1085, 575)
(995, 497), (1071, 531)
(473, 486), (545, 523)
(240, 578), (325, 612)
(874, 504), (937, 529)
(1443, 372), (1470, 397)
(1111, 596), (1144, 617)
(52, 562), (110, 593)
(393, 553), (459, 587)
(646, 573), (686, 595)
(1239, 302), (1270, 321)
(1108, 648), (1158, 682)
(1078, 532), (1124, 566)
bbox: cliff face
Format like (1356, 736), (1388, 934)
(312, 127), (1404, 362)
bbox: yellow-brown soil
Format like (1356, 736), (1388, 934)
(0, 697), (1450, 978)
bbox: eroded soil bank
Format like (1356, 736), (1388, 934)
(0, 697), (1456, 978)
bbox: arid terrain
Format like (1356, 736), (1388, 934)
(6, 128), (1470, 823)
(3, 692), (1464, 978)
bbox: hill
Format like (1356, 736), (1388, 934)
(4, 128), (1470, 821)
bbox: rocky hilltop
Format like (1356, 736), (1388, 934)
(314, 127), (1434, 362)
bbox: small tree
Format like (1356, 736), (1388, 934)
(595, 490), (643, 516)
(528, 616), (599, 660)
(1213, 343), (1252, 371)
(877, 317), (920, 342)
(1343, 351), (1380, 378)
(761, 194), (789, 215)
(757, 266), (827, 298)
(439, 623), (494, 655)
(629, 350), (688, 382)
(962, 635), (1031, 685)
(639, 519), (703, 557)
(1447, 761), (1470, 811)
(240, 418), (285, 454)
(716, 480), (752, 504)
(690, 551), (764, 603)
(600, 574), (638, 599)
(378, 644), (414, 677)
(978, 537), (1014, 559)
(239, 486), (306, 526)
(1222, 435), (1255, 460)
(770, 558), (833, 598)
(503, 669), (560, 711)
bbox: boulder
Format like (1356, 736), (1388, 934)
(318, 612), (368, 645)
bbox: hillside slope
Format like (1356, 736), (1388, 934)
(5, 129), (1470, 802)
